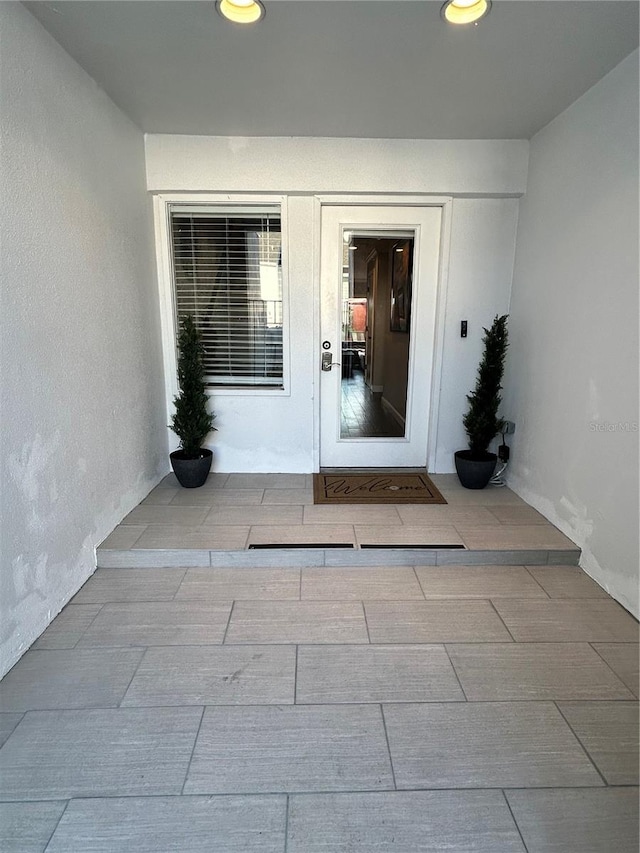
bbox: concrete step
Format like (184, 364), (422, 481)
(97, 546), (581, 569)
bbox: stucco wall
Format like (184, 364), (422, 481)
(146, 136), (523, 472)
(503, 51), (639, 616)
(0, 4), (168, 676)
(145, 136), (528, 196)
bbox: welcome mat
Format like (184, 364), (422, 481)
(313, 472), (447, 505)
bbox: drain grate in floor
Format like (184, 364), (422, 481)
(248, 543), (356, 550)
(360, 543), (466, 550)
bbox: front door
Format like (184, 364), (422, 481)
(319, 204), (442, 468)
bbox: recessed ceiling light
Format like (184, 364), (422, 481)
(441, 0), (491, 25)
(217, 0), (265, 25)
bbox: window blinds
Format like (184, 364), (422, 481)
(170, 207), (283, 388)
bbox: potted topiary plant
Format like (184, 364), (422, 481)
(455, 314), (509, 489)
(170, 314), (216, 488)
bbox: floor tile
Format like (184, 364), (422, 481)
(415, 565), (547, 598)
(0, 707), (202, 800)
(447, 643), (634, 701)
(506, 787), (640, 853)
(383, 702), (603, 789)
(396, 505), (497, 525)
(592, 643), (639, 696)
(97, 548), (211, 568)
(170, 488), (264, 506)
(487, 506), (549, 524)
(526, 565), (609, 598)
(72, 568), (187, 603)
(492, 599), (639, 642)
(204, 505), (304, 526)
(304, 505), (402, 525)
(184, 704), (394, 794)
(547, 549), (582, 564)
(355, 525), (463, 546)
(100, 526), (146, 549)
(288, 790), (526, 853)
(176, 567), (300, 600)
(0, 713), (23, 747)
(435, 549), (547, 566)
(31, 604), (102, 649)
(558, 701), (639, 784)
(325, 548), (436, 566)
(155, 474), (178, 488)
(262, 488), (314, 505)
(0, 801), (67, 853)
(456, 525), (577, 550)
(296, 644), (465, 704)
(365, 601), (512, 643)
(77, 601), (231, 647)
(132, 525), (249, 550)
(0, 648), (144, 711)
(301, 567), (424, 600)
(122, 506), (210, 526)
(428, 474), (465, 491)
(225, 601), (369, 644)
(210, 549), (326, 568)
(158, 472), (229, 488)
(139, 487), (179, 505)
(226, 473), (307, 489)
(439, 488), (527, 506)
(544, 545), (582, 566)
(248, 525), (356, 546)
(121, 645), (296, 706)
(46, 795), (286, 853)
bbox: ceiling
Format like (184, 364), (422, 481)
(24, 1), (639, 139)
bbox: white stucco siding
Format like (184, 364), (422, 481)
(145, 136), (528, 196)
(147, 137), (525, 473)
(0, 4), (167, 677)
(503, 51), (639, 617)
(434, 198), (519, 471)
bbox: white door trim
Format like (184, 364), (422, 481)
(314, 197), (452, 470)
(427, 198), (453, 471)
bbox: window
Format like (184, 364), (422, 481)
(169, 205), (284, 388)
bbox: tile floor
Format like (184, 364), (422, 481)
(98, 473), (580, 565)
(0, 562), (638, 851)
(341, 371), (404, 438)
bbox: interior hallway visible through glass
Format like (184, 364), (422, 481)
(340, 370), (404, 438)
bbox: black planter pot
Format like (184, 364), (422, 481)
(170, 449), (213, 488)
(454, 450), (497, 490)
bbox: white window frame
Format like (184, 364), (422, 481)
(153, 194), (291, 423)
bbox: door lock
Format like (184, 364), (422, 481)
(321, 351), (339, 371)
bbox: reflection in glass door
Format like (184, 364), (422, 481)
(340, 233), (415, 439)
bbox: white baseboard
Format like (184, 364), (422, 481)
(381, 396), (406, 429)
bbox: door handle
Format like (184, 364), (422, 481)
(321, 351), (340, 372)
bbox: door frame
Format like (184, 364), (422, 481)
(313, 194), (453, 472)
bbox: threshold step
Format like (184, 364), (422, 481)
(97, 547), (580, 569)
(360, 543), (465, 550)
(249, 543), (355, 550)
